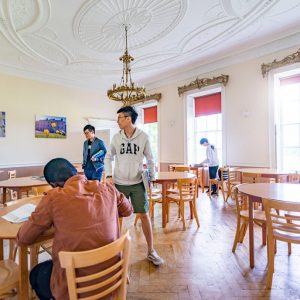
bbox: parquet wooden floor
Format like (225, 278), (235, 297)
(3, 193), (300, 299)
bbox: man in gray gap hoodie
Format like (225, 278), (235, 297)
(105, 106), (164, 266)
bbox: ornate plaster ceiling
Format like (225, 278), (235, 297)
(0, 0), (300, 90)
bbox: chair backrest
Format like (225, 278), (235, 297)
(8, 170), (16, 179)
(241, 172), (261, 183)
(219, 167), (229, 182)
(262, 198), (300, 243)
(177, 177), (197, 200)
(289, 174), (300, 184)
(233, 185), (249, 213)
(174, 166), (190, 173)
(32, 185), (52, 196)
(59, 231), (131, 300)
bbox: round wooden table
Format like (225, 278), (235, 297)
(238, 183), (300, 268)
(237, 168), (291, 183)
(0, 177), (49, 203)
(154, 172), (196, 228)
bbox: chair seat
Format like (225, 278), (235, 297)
(167, 194), (193, 201)
(240, 209), (266, 221)
(0, 260), (19, 296)
(149, 194), (162, 202)
(151, 187), (161, 194)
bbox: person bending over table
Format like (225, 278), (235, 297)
(16, 158), (133, 300)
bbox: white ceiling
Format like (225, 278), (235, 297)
(0, 0), (300, 91)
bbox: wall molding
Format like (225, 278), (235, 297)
(261, 48), (300, 77)
(178, 74), (229, 96)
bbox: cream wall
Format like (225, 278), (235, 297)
(151, 46), (300, 167)
(0, 74), (119, 167)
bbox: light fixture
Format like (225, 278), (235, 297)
(107, 24), (161, 106)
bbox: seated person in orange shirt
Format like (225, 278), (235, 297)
(17, 158), (133, 300)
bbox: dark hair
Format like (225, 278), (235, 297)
(200, 138), (208, 145)
(117, 106), (138, 124)
(44, 158), (77, 187)
(83, 124), (95, 133)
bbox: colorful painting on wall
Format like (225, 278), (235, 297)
(35, 115), (67, 138)
(0, 112), (5, 137)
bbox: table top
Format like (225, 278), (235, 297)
(238, 183), (300, 203)
(0, 196), (42, 239)
(0, 176), (49, 188)
(155, 171), (196, 181)
(237, 168), (291, 175)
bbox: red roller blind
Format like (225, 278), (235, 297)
(194, 92), (221, 117)
(144, 106), (157, 124)
(280, 74), (300, 86)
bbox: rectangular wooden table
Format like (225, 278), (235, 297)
(0, 195), (53, 300)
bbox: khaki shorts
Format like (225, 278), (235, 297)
(115, 183), (148, 213)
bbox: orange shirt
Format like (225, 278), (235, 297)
(17, 175), (133, 300)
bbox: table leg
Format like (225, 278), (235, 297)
(2, 187), (7, 204)
(19, 245), (29, 300)
(199, 169), (204, 193)
(162, 182), (167, 228)
(17, 188), (22, 199)
(248, 195), (255, 268)
(0, 238), (3, 260)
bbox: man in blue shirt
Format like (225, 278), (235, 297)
(83, 125), (107, 180)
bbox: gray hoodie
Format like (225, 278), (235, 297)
(105, 128), (155, 185)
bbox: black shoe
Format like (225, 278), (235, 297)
(211, 192), (218, 196)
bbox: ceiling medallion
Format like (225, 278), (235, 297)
(107, 25), (161, 106)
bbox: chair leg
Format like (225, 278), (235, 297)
(232, 218), (241, 252)
(262, 223), (267, 246)
(266, 236), (275, 289)
(288, 242), (292, 255)
(189, 201), (193, 219)
(239, 222), (248, 243)
(221, 184), (226, 202)
(192, 201), (200, 228)
(134, 214), (139, 226)
(180, 201), (185, 230)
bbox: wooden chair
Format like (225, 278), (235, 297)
(0, 259), (19, 298)
(134, 185), (162, 225)
(59, 231), (131, 300)
(232, 185), (266, 252)
(288, 173), (300, 183)
(262, 198), (300, 289)
(224, 167), (241, 201)
(208, 167), (239, 201)
(241, 172), (261, 183)
(166, 177), (199, 230)
(7, 170), (18, 201)
(32, 185), (52, 196)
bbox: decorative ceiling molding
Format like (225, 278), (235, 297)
(261, 48), (300, 77)
(177, 75), (229, 96)
(73, 0), (187, 52)
(0, 1), (299, 90)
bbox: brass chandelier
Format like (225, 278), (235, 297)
(107, 25), (161, 106)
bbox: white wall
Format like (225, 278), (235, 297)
(0, 74), (119, 167)
(150, 46), (300, 167)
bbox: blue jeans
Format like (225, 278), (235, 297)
(209, 166), (219, 193)
(84, 160), (103, 181)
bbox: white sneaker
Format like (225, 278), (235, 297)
(147, 249), (164, 266)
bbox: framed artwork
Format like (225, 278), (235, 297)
(35, 115), (67, 138)
(0, 112), (5, 137)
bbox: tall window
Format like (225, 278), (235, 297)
(136, 105), (159, 166)
(194, 93), (222, 165)
(275, 73), (300, 171)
